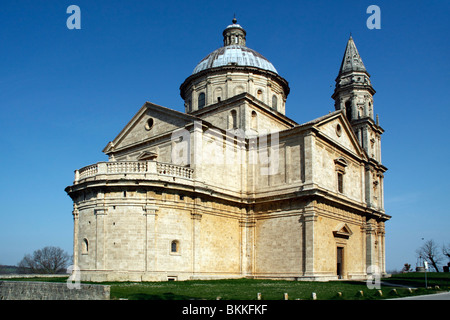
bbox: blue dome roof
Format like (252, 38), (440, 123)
(192, 45), (278, 75)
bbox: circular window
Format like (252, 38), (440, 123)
(336, 124), (342, 137)
(145, 118), (154, 131)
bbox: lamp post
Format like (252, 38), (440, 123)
(424, 260), (428, 288)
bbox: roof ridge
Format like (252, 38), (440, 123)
(299, 110), (342, 126)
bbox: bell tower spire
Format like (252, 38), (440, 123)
(332, 35), (383, 164)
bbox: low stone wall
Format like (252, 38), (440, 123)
(0, 274), (68, 279)
(0, 281), (110, 300)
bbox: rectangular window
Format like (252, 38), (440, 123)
(337, 172), (344, 193)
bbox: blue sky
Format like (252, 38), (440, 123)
(0, 0), (449, 272)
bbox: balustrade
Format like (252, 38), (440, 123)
(74, 161), (193, 184)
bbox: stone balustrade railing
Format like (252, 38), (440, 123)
(157, 162), (193, 179)
(74, 161), (193, 184)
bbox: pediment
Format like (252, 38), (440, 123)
(313, 111), (366, 160)
(137, 151), (158, 161)
(333, 223), (353, 239)
(103, 102), (199, 155)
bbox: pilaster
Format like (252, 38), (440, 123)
(303, 130), (316, 187)
(191, 121), (203, 179)
(94, 205), (108, 270)
(143, 205), (158, 272)
(365, 165), (374, 208)
(303, 205), (317, 277)
(191, 198), (203, 276)
(365, 217), (377, 270)
(72, 204), (79, 269)
(239, 208), (255, 277)
(377, 222), (386, 275)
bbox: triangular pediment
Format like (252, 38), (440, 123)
(137, 151), (158, 160)
(312, 111), (367, 160)
(333, 223), (353, 238)
(191, 92), (298, 133)
(103, 102), (200, 155)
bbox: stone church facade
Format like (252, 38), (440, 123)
(65, 19), (390, 282)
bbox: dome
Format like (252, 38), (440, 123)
(191, 18), (278, 75)
(180, 18), (290, 115)
(192, 45), (278, 75)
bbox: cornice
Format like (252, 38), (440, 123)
(65, 176), (388, 221)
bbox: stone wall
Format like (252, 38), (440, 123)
(255, 213), (303, 278)
(0, 281), (110, 300)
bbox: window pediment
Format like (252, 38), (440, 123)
(333, 223), (353, 239)
(137, 151), (158, 161)
(334, 157), (348, 172)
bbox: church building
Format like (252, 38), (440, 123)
(65, 19), (390, 282)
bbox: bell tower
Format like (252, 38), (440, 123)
(332, 37), (388, 275)
(332, 36), (383, 164)
(332, 36), (386, 214)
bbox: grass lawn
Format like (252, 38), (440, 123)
(2, 272), (448, 300)
(108, 272), (450, 300)
(381, 272), (450, 289)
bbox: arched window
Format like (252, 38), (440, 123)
(171, 240), (179, 253)
(345, 100), (352, 120)
(251, 111), (257, 130)
(272, 95), (278, 110)
(82, 238), (89, 254)
(229, 110), (237, 129)
(257, 89), (263, 100)
(198, 92), (205, 109)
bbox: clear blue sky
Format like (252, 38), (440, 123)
(0, 0), (449, 272)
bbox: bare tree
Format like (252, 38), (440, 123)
(443, 243), (450, 259)
(18, 246), (71, 274)
(416, 239), (443, 272)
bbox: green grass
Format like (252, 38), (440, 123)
(108, 273), (450, 300)
(382, 272), (450, 289)
(2, 273), (448, 300)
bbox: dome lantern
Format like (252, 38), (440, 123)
(223, 18), (246, 46)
